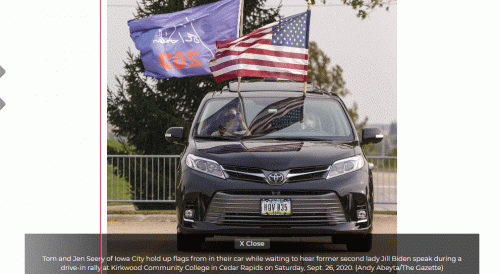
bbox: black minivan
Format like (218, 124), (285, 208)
(166, 80), (383, 251)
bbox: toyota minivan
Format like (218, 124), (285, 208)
(166, 80), (383, 251)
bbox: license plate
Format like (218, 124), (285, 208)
(261, 199), (291, 215)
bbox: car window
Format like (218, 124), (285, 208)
(195, 96), (354, 141)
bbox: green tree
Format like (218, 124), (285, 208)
(108, 0), (280, 155)
(307, 41), (368, 132)
(308, 0), (395, 19)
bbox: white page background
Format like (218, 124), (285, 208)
(0, 0), (499, 272)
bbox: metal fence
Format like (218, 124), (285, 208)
(107, 155), (397, 204)
(107, 155), (180, 203)
(367, 156), (397, 204)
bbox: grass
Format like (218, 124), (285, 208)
(107, 202), (134, 206)
(107, 139), (135, 201)
(107, 210), (176, 215)
(372, 168), (397, 173)
(107, 163), (132, 201)
(374, 211), (397, 215)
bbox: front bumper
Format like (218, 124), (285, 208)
(178, 191), (371, 236)
(179, 221), (371, 236)
(177, 166), (372, 236)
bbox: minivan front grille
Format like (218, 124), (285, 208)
(286, 165), (330, 183)
(205, 192), (347, 227)
(222, 166), (266, 183)
(221, 165), (330, 184)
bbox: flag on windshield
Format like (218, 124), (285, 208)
(209, 10), (311, 82)
(128, 0), (241, 79)
(248, 96), (305, 135)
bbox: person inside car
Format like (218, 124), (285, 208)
(211, 107), (249, 136)
(301, 111), (321, 131)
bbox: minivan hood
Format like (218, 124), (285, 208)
(194, 140), (356, 170)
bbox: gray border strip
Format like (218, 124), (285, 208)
(0, 66), (5, 111)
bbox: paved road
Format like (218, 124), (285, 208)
(107, 214), (396, 234)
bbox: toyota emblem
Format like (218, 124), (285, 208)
(267, 172), (285, 185)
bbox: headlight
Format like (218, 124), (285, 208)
(326, 155), (364, 179)
(185, 154), (225, 179)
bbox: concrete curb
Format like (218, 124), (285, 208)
(108, 214), (177, 223)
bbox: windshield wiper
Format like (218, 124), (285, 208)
(194, 135), (236, 140)
(251, 136), (326, 141)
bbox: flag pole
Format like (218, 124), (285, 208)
(237, 0), (249, 134)
(237, 0), (244, 96)
(304, 0), (311, 97)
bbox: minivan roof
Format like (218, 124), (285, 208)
(228, 81), (315, 92)
(210, 80), (338, 99)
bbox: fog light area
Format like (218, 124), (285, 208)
(184, 209), (194, 219)
(357, 209), (367, 219)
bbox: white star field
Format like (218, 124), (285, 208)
(272, 12), (309, 48)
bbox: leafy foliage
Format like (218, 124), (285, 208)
(107, 139), (136, 155)
(308, 0), (395, 19)
(307, 42), (368, 132)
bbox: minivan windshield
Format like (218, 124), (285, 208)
(195, 97), (354, 141)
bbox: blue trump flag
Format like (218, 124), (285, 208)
(128, 0), (241, 79)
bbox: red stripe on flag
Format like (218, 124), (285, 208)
(215, 39), (272, 57)
(215, 47), (308, 60)
(210, 58), (308, 72)
(217, 30), (272, 48)
(213, 69), (307, 82)
(232, 39), (272, 48)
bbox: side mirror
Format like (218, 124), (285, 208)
(165, 127), (185, 145)
(362, 128), (383, 145)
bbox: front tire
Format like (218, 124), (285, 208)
(346, 233), (373, 252)
(177, 233), (205, 251)
(345, 233), (372, 252)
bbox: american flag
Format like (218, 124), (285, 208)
(248, 96), (305, 135)
(209, 10), (311, 82)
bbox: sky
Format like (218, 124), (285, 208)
(107, 0), (397, 125)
